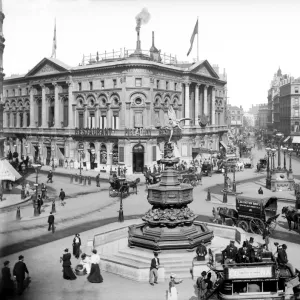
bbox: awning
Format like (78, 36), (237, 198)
(219, 141), (227, 150)
(283, 136), (290, 143)
(0, 159), (22, 181)
(292, 136), (300, 144)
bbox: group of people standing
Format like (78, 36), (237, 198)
(60, 234), (103, 284)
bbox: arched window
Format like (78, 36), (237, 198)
(100, 144), (107, 164)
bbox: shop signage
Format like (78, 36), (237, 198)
(125, 128), (152, 136)
(75, 127), (113, 136)
(227, 266), (273, 280)
(159, 127), (181, 137)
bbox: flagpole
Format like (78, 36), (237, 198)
(197, 16), (199, 62)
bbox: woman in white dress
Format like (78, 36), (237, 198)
(167, 273), (183, 300)
(79, 253), (91, 274)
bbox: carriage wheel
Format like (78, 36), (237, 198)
(183, 178), (190, 184)
(237, 220), (249, 232)
(109, 186), (119, 198)
(268, 220), (277, 234)
(249, 218), (265, 235)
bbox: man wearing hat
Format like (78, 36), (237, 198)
(73, 234), (82, 259)
(13, 255), (29, 295)
(196, 271), (208, 300)
(48, 212), (55, 233)
(277, 244), (296, 276)
(236, 241), (249, 263)
(196, 241), (207, 261)
(222, 240), (238, 266)
(149, 251), (160, 286)
(246, 237), (256, 263)
(1, 261), (15, 298)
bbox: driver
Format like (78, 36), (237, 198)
(277, 244), (296, 277)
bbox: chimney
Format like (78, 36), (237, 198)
(152, 31), (154, 46)
(135, 19), (142, 54)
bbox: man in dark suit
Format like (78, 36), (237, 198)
(149, 251), (160, 286)
(1, 261), (15, 298)
(59, 189), (66, 206)
(222, 240), (238, 266)
(13, 255), (29, 295)
(196, 241), (207, 261)
(48, 212), (55, 233)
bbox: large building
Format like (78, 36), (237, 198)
(257, 104), (268, 129)
(2, 28), (228, 174)
(0, 0), (5, 158)
(227, 104), (243, 134)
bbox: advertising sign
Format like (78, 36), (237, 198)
(227, 266), (273, 280)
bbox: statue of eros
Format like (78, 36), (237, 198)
(165, 105), (191, 143)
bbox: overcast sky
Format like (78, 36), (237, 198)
(3, 0), (300, 110)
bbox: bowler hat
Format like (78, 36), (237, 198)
(4, 261), (9, 266)
(201, 271), (207, 276)
(18, 255), (24, 260)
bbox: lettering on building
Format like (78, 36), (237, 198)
(125, 128), (152, 136)
(75, 127), (113, 136)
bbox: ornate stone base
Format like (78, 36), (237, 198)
(128, 220), (214, 251)
(271, 169), (294, 192)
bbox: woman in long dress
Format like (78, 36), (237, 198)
(72, 234), (81, 259)
(80, 253), (91, 274)
(87, 249), (103, 283)
(61, 248), (77, 280)
(167, 273), (183, 300)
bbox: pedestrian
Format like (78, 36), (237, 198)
(95, 173), (100, 187)
(72, 233), (81, 259)
(13, 255), (29, 295)
(48, 212), (55, 232)
(47, 170), (53, 183)
(258, 187), (263, 195)
(205, 273), (213, 294)
(262, 225), (270, 250)
(41, 183), (47, 200)
(87, 249), (103, 283)
(0, 261), (15, 299)
(37, 195), (42, 214)
(59, 188), (66, 206)
(196, 271), (208, 300)
(196, 241), (207, 261)
(25, 182), (30, 197)
(277, 244), (296, 277)
(198, 171), (202, 185)
(149, 251), (160, 286)
(167, 273), (183, 300)
(60, 249), (77, 280)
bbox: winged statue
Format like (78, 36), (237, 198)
(165, 105), (191, 143)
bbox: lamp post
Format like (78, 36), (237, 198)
(282, 146), (287, 170)
(271, 148), (276, 171)
(232, 165), (236, 192)
(265, 147), (271, 189)
(118, 189), (124, 222)
(288, 148), (293, 172)
(223, 162), (228, 203)
(109, 152), (113, 175)
(32, 163), (42, 216)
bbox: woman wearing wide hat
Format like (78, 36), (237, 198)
(167, 273), (183, 300)
(61, 249), (77, 280)
(87, 249), (103, 283)
(72, 234), (81, 259)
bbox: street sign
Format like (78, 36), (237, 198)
(33, 183), (38, 187)
(78, 143), (84, 151)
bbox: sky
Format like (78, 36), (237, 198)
(2, 0), (300, 110)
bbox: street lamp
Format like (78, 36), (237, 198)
(282, 146), (287, 170)
(271, 148), (276, 171)
(109, 152), (113, 175)
(288, 148), (293, 172)
(265, 147), (271, 189)
(275, 132), (283, 169)
(118, 188), (124, 222)
(32, 163), (42, 216)
(223, 161), (228, 203)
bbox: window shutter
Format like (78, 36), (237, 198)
(119, 147), (124, 162)
(152, 146), (156, 161)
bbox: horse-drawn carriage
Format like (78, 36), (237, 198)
(109, 175), (140, 198)
(214, 195), (280, 235)
(257, 158), (267, 172)
(144, 172), (162, 186)
(178, 168), (201, 187)
(202, 161), (213, 177)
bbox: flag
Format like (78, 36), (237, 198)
(51, 20), (57, 58)
(187, 19), (198, 56)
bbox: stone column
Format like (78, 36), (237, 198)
(53, 83), (60, 128)
(3, 110), (6, 128)
(29, 87), (35, 127)
(195, 84), (199, 126)
(184, 83), (190, 125)
(68, 81), (74, 128)
(120, 76), (126, 127)
(95, 108), (99, 128)
(41, 84), (47, 127)
(16, 112), (20, 127)
(204, 85), (208, 115)
(23, 112), (27, 128)
(211, 87), (216, 125)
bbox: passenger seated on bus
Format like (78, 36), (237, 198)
(246, 237), (256, 263)
(247, 283), (261, 293)
(277, 244), (296, 277)
(222, 241), (238, 266)
(236, 241), (249, 264)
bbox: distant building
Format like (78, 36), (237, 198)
(257, 104), (268, 129)
(243, 112), (255, 127)
(228, 104), (244, 134)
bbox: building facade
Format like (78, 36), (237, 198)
(227, 105), (244, 134)
(2, 32), (228, 174)
(0, 0), (5, 158)
(257, 104), (268, 129)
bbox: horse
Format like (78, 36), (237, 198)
(127, 178), (140, 194)
(213, 207), (238, 225)
(236, 161), (244, 171)
(282, 206), (300, 230)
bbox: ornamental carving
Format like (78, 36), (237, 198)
(35, 64), (59, 75)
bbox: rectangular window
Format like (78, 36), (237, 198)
(152, 146), (156, 161)
(135, 78), (142, 87)
(88, 112), (95, 128)
(166, 81), (169, 90)
(78, 112), (84, 128)
(38, 106), (42, 126)
(174, 83), (177, 90)
(7, 113), (10, 127)
(295, 110), (299, 117)
(26, 88), (28, 95)
(134, 112), (143, 128)
(119, 147), (124, 163)
(113, 79), (117, 88)
(6, 90), (8, 97)
(13, 113), (17, 127)
(295, 87), (299, 93)
(112, 116), (119, 129)
(27, 113), (30, 127)
(78, 82), (82, 91)
(89, 81), (93, 90)
(19, 88), (22, 96)
(100, 116), (107, 129)
(20, 113), (23, 127)
(101, 80), (105, 88)
(13, 89), (15, 96)
(157, 80), (160, 89)
(63, 104), (68, 127)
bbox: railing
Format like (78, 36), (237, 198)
(81, 48), (177, 66)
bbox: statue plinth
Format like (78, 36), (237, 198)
(128, 142), (213, 251)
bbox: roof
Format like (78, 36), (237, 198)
(236, 195), (277, 205)
(47, 57), (71, 70)
(0, 158), (22, 181)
